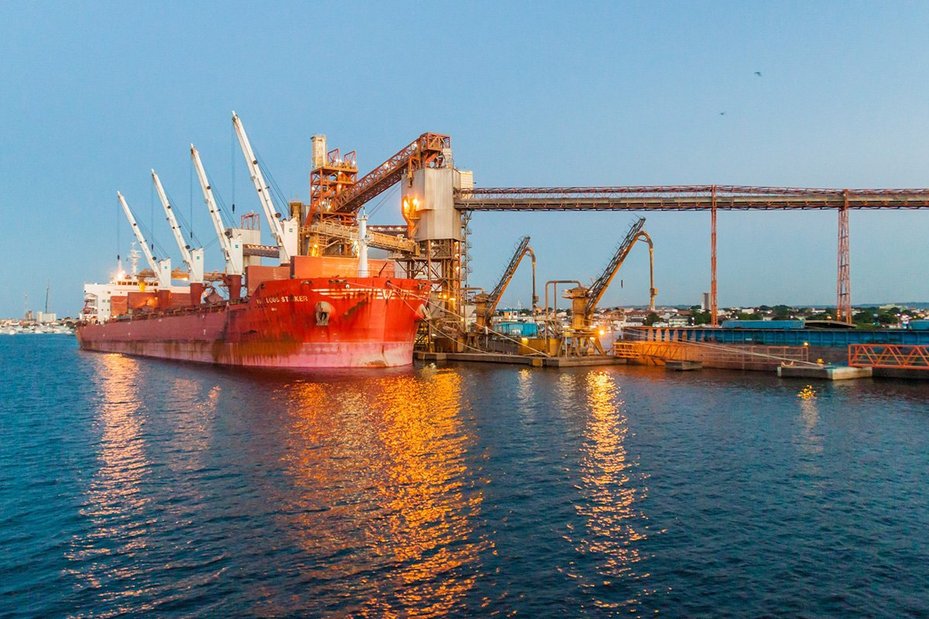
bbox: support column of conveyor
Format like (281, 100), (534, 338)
(711, 185), (718, 326)
(837, 190), (852, 324)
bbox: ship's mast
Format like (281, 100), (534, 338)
(117, 191), (172, 287)
(190, 145), (243, 275)
(231, 111), (297, 262)
(151, 169), (205, 282)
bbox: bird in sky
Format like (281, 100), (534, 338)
(754, 71), (762, 77)
(719, 111), (726, 116)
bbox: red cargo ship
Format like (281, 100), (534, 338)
(79, 113), (442, 369)
(78, 256), (430, 368)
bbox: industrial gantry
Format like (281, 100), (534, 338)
(456, 185), (929, 327)
(280, 126), (929, 355)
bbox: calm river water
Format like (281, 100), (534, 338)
(2, 336), (928, 616)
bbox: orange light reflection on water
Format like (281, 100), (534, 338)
(575, 370), (648, 609)
(66, 353), (152, 609)
(797, 395), (824, 490)
(283, 370), (484, 617)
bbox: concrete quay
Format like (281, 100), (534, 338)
(415, 352), (626, 368)
(777, 364), (873, 380)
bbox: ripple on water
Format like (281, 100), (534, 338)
(2, 341), (929, 616)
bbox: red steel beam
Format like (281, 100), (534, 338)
(330, 133), (450, 214)
(461, 185), (929, 196)
(458, 185), (929, 328)
(849, 344), (929, 369)
(836, 191), (852, 324)
(455, 186), (929, 211)
(710, 185), (718, 327)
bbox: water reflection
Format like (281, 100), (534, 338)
(798, 397), (822, 453)
(165, 378), (219, 474)
(795, 396), (824, 495)
(516, 368), (533, 404)
(282, 369), (483, 616)
(282, 380), (379, 581)
(67, 354), (151, 610)
(572, 371), (648, 610)
(555, 372), (580, 415)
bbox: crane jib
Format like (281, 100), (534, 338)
(585, 217), (646, 316)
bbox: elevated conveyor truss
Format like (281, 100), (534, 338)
(305, 219), (418, 255)
(332, 133), (450, 214)
(454, 185), (929, 211)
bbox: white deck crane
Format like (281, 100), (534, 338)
(151, 170), (205, 283)
(190, 145), (244, 276)
(231, 111), (298, 263)
(117, 191), (172, 287)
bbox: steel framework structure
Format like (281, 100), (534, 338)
(331, 133), (451, 215)
(614, 341), (810, 369)
(559, 218), (647, 356)
(308, 147), (358, 225)
(304, 134), (449, 254)
(848, 343), (929, 369)
(454, 185), (929, 210)
(455, 185), (929, 326)
(711, 186), (718, 325)
(403, 238), (463, 352)
(582, 218), (646, 318)
(837, 192), (852, 323)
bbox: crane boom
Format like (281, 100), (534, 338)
(152, 169), (204, 282)
(231, 111), (293, 261)
(191, 145), (242, 275)
(474, 236), (537, 329)
(117, 191), (171, 286)
(585, 217), (646, 316)
(487, 236), (535, 314)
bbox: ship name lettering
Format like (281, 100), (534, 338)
(258, 294), (310, 305)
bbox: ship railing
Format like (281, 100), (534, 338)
(113, 298), (247, 322)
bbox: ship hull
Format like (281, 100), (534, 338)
(77, 277), (428, 369)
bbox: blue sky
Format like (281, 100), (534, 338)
(2, 1), (929, 317)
